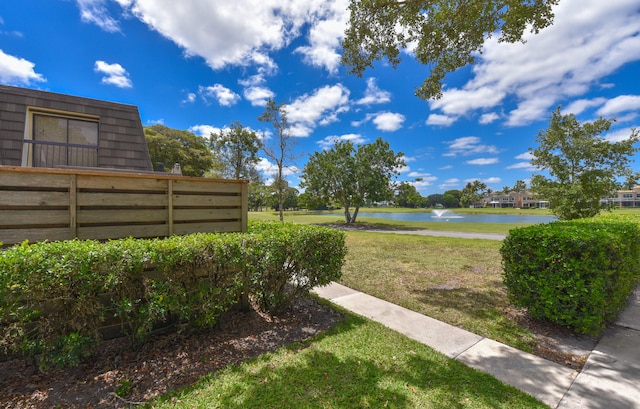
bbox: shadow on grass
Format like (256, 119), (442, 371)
(411, 285), (537, 350)
(155, 314), (546, 408)
(316, 221), (423, 231)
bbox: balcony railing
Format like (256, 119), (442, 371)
(24, 139), (98, 168)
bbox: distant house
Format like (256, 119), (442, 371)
(0, 85), (152, 171)
(603, 186), (640, 208)
(481, 190), (549, 209)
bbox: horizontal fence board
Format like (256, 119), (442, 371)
(78, 209), (168, 224)
(77, 175), (167, 191)
(78, 192), (167, 207)
(173, 208), (242, 221)
(0, 210), (69, 226)
(173, 221), (242, 235)
(0, 228), (72, 244)
(0, 171), (70, 189)
(173, 194), (241, 207)
(0, 166), (247, 245)
(172, 179), (242, 194)
(77, 224), (169, 240)
(0, 191), (69, 207)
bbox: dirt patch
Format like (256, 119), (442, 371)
(505, 306), (599, 371)
(0, 297), (343, 408)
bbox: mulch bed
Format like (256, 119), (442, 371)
(0, 297), (343, 408)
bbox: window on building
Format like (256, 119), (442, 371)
(23, 111), (99, 168)
(623, 193), (633, 199)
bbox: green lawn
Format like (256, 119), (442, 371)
(148, 208), (640, 407)
(339, 231), (536, 352)
(152, 312), (546, 409)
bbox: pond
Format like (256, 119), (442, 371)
(353, 210), (557, 224)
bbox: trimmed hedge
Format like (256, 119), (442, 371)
(501, 218), (640, 335)
(0, 222), (345, 370)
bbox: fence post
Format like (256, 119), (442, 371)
(69, 174), (77, 238)
(168, 179), (174, 236)
(241, 181), (248, 233)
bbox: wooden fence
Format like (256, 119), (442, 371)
(0, 166), (248, 246)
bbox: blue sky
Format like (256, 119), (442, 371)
(2, 0), (640, 195)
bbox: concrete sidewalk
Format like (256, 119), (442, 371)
(557, 285), (640, 408)
(313, 282), (640, 408)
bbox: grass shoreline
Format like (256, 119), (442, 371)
(249, 208), (545, 234)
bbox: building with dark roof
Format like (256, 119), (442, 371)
(0, 85), (152, 172)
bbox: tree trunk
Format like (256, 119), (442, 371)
(343, 207), (352, 224)
(352, 205), (360, 223)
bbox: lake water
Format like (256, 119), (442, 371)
(353, 211), (557, 224)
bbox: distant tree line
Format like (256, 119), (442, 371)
(144, 102), (640, 223)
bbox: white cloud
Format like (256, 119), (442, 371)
(429, 0), (640, 126)
(94, 60), (132, 88)
(466, 158), (499, 165)
(439, 165), (453, 170)
(372, 112), (405, 132)
(426, 114), (456, 126)
(76, 0), (121, 32)
(108, 1), (347, 76)
(294, 0), (349, 74)
(438, 178), (460, 190)
(243, 86), (275, 107)
(482, 177), (502, 185)
(445, 136), (499, 157)
(189, 124), (221, 137)
(514, 151), (533, 160)
(466, 177), (502, 185)
(199, 84), (241, 106)
(506, 162), (536, 171)
(408, 173), (438, 191)
(286, 84), (350, 137)
(183, 92), (196, 103)
(257, 157), (299, 178)
(563, 97), (607, 115)
(479, 112), (500, 125)
(597, 95), (640, 117)
(396, 164), (411, 174)
(408, 171), (438, 186)
(506, 151), (536, 171)
(317, 133), (366, 149)
(0, 49), (45, 85)
(356, 78), (391, 105)
(604, 127), (640, 143)
(256, 157), (274, 175)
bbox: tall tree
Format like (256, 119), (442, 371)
(512, 179), (527, 208)
(248, 181), (269, 212)
(341, 0), (558, 100)
(460, 180), (487, 207)
(530, 107), (640, 220)
(426, 193), (444, 208)
(513, 180), (527, 192)
(442, 190), (461, 208)
(209, 121), (261, 181)
(395, 182), (423, 208)
(144, 124), (216, 177)
(301, 138), (405, 224)
(258, 99), (295, 222)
